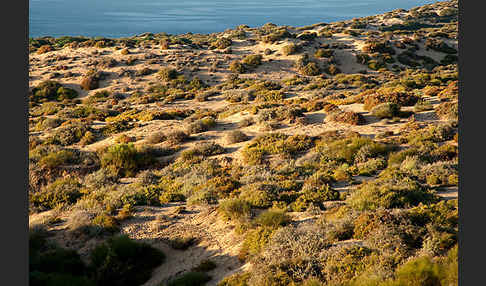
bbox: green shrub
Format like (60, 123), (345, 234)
(242, 54), (263, 68)
(135, 67), (153, 76)
(58, 106), (113, 120)
(229, 61), (246, 73)
(326, 64), (341, 75)
(362, 40), (395, 54)
(293, 182), (339, 211)
(210, 37), (232, 49)
(30, 238), (94, 286)
(295, 53), (311, 69)
(321, 245), (373, 285)
(83, 90), (112, 105)
(364, 91), (419, 111)
(166, 130), (189, 145)
(80, 131), (96, 146)
(38, 149), (77, 169)
(146, 131), (166, 144)
(186, 117), (216, 134)
(404, 124), (455, 145)
(30, 81), (78, 103)
(408, 200), (458, 234)
(350, 245), (458, 285)
(217, 272), (251, 286)
(30, 80), (59, 99)
(102, 119), (132, 136)
(167, 271), (211, 286)
(36, 44), (53, 54)
(371, 102), (401, 119)
(189, 76), (207, 90)
(347, 175), (439, 211)
(92, 213), (119, 233)
(159, 191), (186, 204)
(31, 246), (86, 277)
(224, 90), (254, 103)
(239, 226), (275, 261)
(316, 136), (390, 165)
(297, 31), (317, 41)
(158, 67), (179, 81)
(100, 143), (155, 177)
(254, 209), (290, 228)
(239, 183), (278, 208)
(180, 142), (225, 161)
(299, 62), (321, 76)
(254, 90), (285, 102)
(441, 54), (458, 65)
(218, 198), (252, 221)
(46, 122), (89, 146)
(425, 38), (457, 54)
(357, 157), (387, 176)
(30, 102), (62, 116)
(225, 130), (248, 144)
(367, 60), (386, 71)
(315, 48), (334, 58)
(90, 235), (165, 286)
(327, 110), (366, 125)
(56, 87), (78, 101)
(414, 99), (434, 112)
(356, 53), (371, 65)
(282, 43), (298, 55)
(30, 177), (82, 211)
(241, 133), (314, 165)
(392, 256), (442, 286)
(260, 27), (292, 43)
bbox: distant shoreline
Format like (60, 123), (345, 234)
(29, 0), (437, 39)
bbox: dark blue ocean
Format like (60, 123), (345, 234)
(29, 0), (437, 38)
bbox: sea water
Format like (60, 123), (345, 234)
(29, 0), (437, 38)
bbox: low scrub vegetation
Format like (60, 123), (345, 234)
(28, 4), (459, 286)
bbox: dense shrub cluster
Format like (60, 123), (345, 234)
(90, 235), (165, 286)
(100, 143), (157, 177)
(30, 81), (78, 103)
(210, 37), (232, 49)
(326, 109), (366, 125)
(362, 40), (395, 54)
(30, 231), (165, 286)
(363, 91), (419, 110)
(241, 133), (314, 165)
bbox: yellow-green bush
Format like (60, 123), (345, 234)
(30, 177), (82, 211)
(242, 54), (263, 68)
(229, 60), (246, 74)
(30, 81), (78, 103)
(346, 175), (438, 211)
(241, 133), (314, 165)
(100, 143), (155, 177)
(90, 235), (165, 285)
(238, 226), (275, 261)
(254, 209), (290, 228)
(282, 43), (298, 55)
(218, 198), (252, 221)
